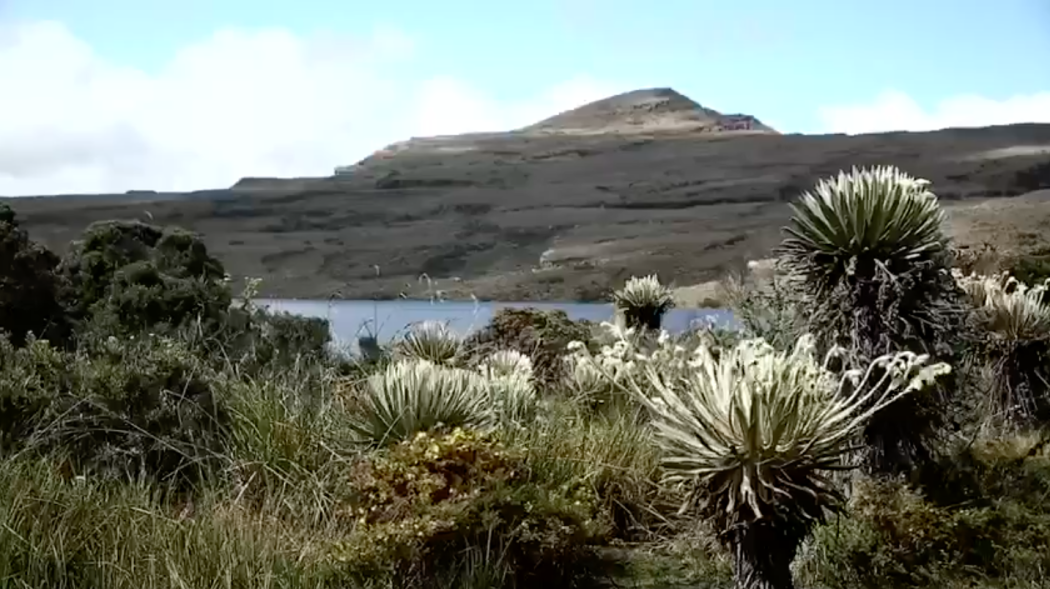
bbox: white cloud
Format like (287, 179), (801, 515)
(0, 20), (618, 196)
(817, 90), (1050, 135)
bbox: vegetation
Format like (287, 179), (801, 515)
(778, 166), (966, 475)
(2, 163), (1050, 589)
(0, 204), (68, 346)
(612, 274), (676, 330)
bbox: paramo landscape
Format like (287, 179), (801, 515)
(2, 3), (1050, 588)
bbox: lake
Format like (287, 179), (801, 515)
(256, 298), (735, 354)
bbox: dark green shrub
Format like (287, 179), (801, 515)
(249, 308), (331, 358)
(801, 475), (1050, 589)
(327, 428), (612, 588)
(1, 334), (229, 488)
(909, 433), (1050, 510)
(0, 336), (68, 453)
(464, 308), (594, 388)
(799, 436), (1050, 589)
(58, 221), (231, 339)
(0, 206), (69, 346)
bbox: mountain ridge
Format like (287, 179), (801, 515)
(3, 88), (1050, 301)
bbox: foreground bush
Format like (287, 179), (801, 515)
(327, 428), (611, 588)
(799, 453), (1050, 589)
(0, 334), (229, 487)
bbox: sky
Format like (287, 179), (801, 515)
(1, 0), (1048, 196)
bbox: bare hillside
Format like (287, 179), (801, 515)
(4, 89), (1050, 301)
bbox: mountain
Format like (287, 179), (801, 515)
(4, 89), (1050, 301)
(522, 87), (777, 135)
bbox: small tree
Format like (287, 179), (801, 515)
(777, 166), (965, 474)
(58, 220), (231, 338)
(0, 204), (68, 346)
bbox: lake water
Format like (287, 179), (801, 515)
(256, 298), (735, 354)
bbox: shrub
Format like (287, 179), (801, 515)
(0, 335), (68, 453)
(612, 274), (675, 330)
(0, 206), (69, 346)
(204, 305), (333, 372)
(465, 307), (595, 389)
(243, 307), (331, 361)
(798, 473), (1050, 589)
(58, 220), (231, 339)
(327, 428), (611, 588)
(1, 334), (229, 488)
(777, 166), (966, 475)
(717, 265), (803, 351)
(909, 430), (1050, 510)
(503, 401), (667, 541)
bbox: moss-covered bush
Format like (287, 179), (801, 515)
(327, 428), (612, 588)
(799, 475), (1050, 589)
(464, 308), (595, 388)
(798, 436), (1050, 589)
(58, 220), (231, 339)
